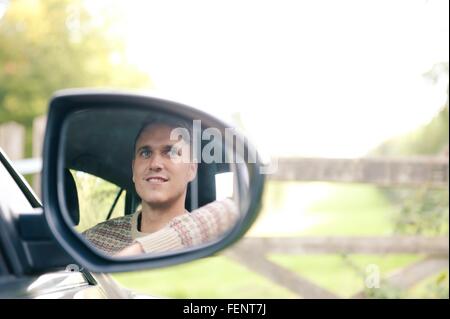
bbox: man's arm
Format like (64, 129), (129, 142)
(115, 198), (239, 257)
(115, 242), (144, 256)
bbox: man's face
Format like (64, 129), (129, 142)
(132, 124), (197, 207)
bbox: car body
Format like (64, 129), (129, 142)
(0, 147), (139, 299)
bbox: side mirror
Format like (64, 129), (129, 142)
(42, 90), (265, 273)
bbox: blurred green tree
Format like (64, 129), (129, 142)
(0, 0), (150, 154)
(371, 62), (449, 157)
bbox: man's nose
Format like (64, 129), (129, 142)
(147, 153), (164, 171)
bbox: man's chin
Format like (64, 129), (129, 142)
(142, 197), (172, 208)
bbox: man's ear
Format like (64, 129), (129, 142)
(188, 163), (198, 182)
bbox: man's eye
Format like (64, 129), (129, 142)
(168, 147), (180, 157)
(140, 150), (151, 158)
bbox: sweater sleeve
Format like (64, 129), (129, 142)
(134, 198), (239, 254)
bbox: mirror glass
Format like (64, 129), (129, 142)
(59, 107), (255, 259)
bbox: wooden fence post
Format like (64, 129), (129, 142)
(32, 115), (47, 197)
(0, 121), (25, 161)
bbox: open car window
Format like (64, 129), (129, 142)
(71, 170), (126, 233)
(0, 154), (33, 213)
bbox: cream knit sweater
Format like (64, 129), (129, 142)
(82, 198), (239, 255)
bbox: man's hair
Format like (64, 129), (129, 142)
(133, 114), (193, 155)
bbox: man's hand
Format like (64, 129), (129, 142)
(114, 242), (145, 257)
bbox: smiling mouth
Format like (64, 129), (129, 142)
(144, 176), (169, 184)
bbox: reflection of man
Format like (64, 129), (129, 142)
(83, 117), (238, 256)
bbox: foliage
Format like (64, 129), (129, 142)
(366, 62), (449, 298)
(371, 62), (449, 157)
(423, 271), (449, 299)
(391, 187), (449, 236)
(72, 170), (125, 233)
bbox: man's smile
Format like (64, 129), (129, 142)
(144, 175), (169, 184)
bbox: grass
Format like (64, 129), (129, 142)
(406, 270), (449, 298)
(301, 184), (397, 236)
(110, 181), (448, 298)
(113, 256), (297, 299)
(268, 254), (422, 298)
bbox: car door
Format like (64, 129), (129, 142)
(0, 147), (130, 299)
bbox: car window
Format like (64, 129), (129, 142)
(71, 170), (126, 233)
(0, 156), (33, 213)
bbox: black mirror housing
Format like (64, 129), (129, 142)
(42, 89), (265, 273)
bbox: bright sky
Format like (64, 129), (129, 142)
(98, 0), (449, 158)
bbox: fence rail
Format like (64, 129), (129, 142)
(232, 236), (449, 255)
(226, 236), (449, 299)
(271, 157), (449, 187)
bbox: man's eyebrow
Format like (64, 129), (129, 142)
(136, 145), (151, 153)
(136, 144), (178, 152)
